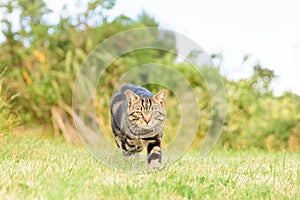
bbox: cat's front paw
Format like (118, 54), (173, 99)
(148, 159), (161, 169)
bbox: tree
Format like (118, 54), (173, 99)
(251, 64), (276, 96)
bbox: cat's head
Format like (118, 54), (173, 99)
(125, 90), (167, 130)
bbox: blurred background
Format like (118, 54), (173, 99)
(1, 0), (300, 151)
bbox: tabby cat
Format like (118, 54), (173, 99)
(110, 85), (167, 168)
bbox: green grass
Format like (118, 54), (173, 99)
(0, 132), (299, 200)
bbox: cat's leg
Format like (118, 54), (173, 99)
(114, 136), (134, 161)
(123, 150), (136, 161)
(147, 140), (162, 168)
(122, 138), (141, 161)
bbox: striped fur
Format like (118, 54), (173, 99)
(110, 85), (167, 168)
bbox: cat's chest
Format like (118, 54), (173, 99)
(131, 137), (148, 147)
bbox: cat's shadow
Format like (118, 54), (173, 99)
(97, 152), (152, 172)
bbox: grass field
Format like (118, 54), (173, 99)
(1, 132), (299, 200)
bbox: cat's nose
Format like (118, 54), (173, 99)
(143, 114), (152, 124)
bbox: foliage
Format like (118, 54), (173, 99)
(0, 0), (300, 150)
(0, 67), (21, 133)
(221, 65), (300, 150)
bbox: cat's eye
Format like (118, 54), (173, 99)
(152, 111), (157, 114)
(136, 111), (143, 116)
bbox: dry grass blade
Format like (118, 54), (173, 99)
(51, 106), (81, 146)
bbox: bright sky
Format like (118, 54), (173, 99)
(2, 0), (300, 95)
(107, 0), (300, 96)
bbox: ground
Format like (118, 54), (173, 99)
(0, 133), (299, 199)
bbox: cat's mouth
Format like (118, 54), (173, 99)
(139, 122), (162, 131)
(140, 123), (153, 129)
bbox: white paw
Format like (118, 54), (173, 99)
(148, 159), (161, 169)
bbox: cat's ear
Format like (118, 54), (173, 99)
(125, 90), (140, 105)
(153, 90), (167, 105)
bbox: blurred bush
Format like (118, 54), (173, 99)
(0, 0), (300, 150)
(0, 68), (20, 133)
(221, 66), (300, 150)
